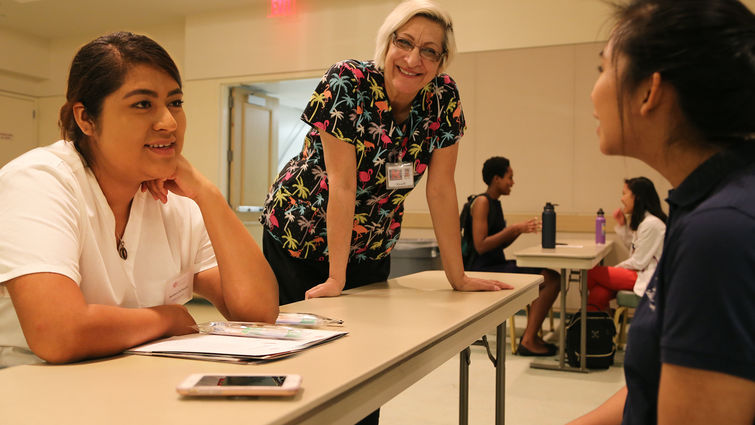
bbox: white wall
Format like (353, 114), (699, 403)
(0, 28), (50, 96)
(184, 0), (617, 82)
(184, 0), (393, 81)
(400, 44), (673, 220)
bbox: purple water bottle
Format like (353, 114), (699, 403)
(595, 208), (606, 244)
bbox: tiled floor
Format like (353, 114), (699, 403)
(380, 314), (626, 425)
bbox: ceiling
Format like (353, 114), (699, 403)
(0, 0), (264, 39)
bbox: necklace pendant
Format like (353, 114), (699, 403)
(118, 239), (128, 260)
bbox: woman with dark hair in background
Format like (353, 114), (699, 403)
(569, 0), (755, 424)
(0, 32), (278, 368)
(586, 177), (666, 312)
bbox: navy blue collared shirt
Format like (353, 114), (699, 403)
(622, 145), (755, 425)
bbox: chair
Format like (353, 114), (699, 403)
(509, 310), (521, 354)
(613, 290), (641, 350)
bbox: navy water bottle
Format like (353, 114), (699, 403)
(542, 202), (556, 248)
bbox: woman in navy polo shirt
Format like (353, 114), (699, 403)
(569, 1), (755, 424)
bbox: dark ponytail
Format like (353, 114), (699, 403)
(609, 0), (755, 147)
(625, 177), (667, 230)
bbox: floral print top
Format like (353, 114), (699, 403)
(260, 59), (465, 262)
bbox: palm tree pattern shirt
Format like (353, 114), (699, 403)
(260, 60), (465, 262)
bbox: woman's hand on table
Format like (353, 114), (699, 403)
(305, 277), (347, 300)
(151, 304), (198, 337)
(452, 275), (514, 291)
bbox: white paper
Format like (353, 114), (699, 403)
(126, 328), (347, 360)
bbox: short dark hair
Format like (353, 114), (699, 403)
(609, 0), (755, 148)
(59, 31), (182, 165)
(625, 176), (667, 230)
(482, 156), (510, 185)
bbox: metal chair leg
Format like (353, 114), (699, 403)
(613, 306), (627, 349)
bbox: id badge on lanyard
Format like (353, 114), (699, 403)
(385, 133), (414, 189)
(386, 162), (415, 189)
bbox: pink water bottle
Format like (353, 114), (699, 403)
(595, 208), (606, 244)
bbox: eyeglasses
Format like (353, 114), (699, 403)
(391, 33), (445, 63)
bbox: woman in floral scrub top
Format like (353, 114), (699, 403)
(261, 0), (510, 306)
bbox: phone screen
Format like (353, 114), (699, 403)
(195, 375), (287, 387)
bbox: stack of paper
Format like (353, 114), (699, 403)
(126, 327), (347, 363)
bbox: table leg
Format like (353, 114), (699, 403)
(559, 268), (567, 368)
(496, 322), (506, 425)
(580, 270), (588, 371)
(459, 347), (470, 425)
(528, 268), (589, 373)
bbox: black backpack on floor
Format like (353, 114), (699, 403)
(565, 311), (617, 369)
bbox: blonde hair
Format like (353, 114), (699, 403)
(374, 0), (456, 74)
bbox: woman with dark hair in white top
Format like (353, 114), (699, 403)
(587, 177), (666, 311)
(0, 32), (278, 368)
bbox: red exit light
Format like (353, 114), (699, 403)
(269, 0), (296, 17)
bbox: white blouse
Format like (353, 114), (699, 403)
(0, 141), (217, 366)
(614, 212), (666, 296)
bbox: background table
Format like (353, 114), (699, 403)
(515, 240), (613, 372)
(0, 271), (540, 425)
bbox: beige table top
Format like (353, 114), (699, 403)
(515, 239), (614, 270)
(0, 271), (540, 425)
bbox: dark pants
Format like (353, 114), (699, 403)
(263, 231), (390, 305)
(263, 232), (388, 425)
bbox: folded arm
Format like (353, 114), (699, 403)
(7, 272), (196, 364)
